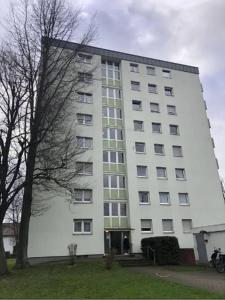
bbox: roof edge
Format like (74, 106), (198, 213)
(48, 38), (199, 75)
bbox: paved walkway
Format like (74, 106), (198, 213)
(129, 266), (225, 294)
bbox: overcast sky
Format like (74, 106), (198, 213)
(0, 0), (225, 179)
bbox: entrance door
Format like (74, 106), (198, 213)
(195, 233), (208, 264)
(111, 231), (122, 254)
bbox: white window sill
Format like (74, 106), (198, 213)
(137, 176), (148, 178)
(141, 231), (153, 234)
(73, 232), (92, 235)
(151, 110), (160, 113)
(157, 177), (168, 180)
(176, 178), (186, 181)
(139, 202), (150, 205)
(160, 203), (171, 206)
(136, 151), (146, 154)
(73, 201), (92, 204)
(163, 231), (174, 234)
(155, 153), (165, 156)
(179, 203), (190, 206)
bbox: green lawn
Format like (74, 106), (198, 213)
(0, 260), (224, 299)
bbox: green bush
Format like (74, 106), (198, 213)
(141, 236), (180, 265)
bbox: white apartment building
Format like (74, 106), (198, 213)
(28, 40), (225, 262)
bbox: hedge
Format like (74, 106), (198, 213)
(141, 236), (180, 265)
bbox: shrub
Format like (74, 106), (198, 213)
(141, 236), (180, 265)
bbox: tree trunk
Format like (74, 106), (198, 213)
(16, 139), (37, 268)
(0, 223), (8, 275)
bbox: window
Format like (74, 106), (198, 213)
(139, 192), (150, 204)
(182, 219), (192, 233)
(130, 63), (139, 72)
(77, 137), (93, 149)
(135, 142), (145, 153)
(101, 60), (120, 80)
(175, 168), (186, 180)
(137, 165), (147, 177)
(154, 144), (164, 155)
(156, 167), (167, 179)
(102, 107), (122, 119)
(148, 84), (157, 93)
(77, 113), (93, 125)
(179, 193), (189, 205)
(73, 219), (92, 234)
(131, 81), (140, 91)
(141, 219), (152, 232)
(162, 69), (171, 78)
(167, 105), (176, 115)
(172, 146), (183, 157)
(103, 151), (125, 163)
(73, 189), (92, 203)
(152, 122), (161, 133)
(103, 175), (126, 188)
(104, 202), (127, 217)
(76, 162), (93, 175)
(159, 192), (170, 205)
(78, 72), (93, 83)
(146, 66), (155, 76)
(103, 128), (123, 140)
(170, 124), (179, 135)
(77, 92), (93, 104)
(78, 53), (92, 64)
(150, 102), (160, 113)
(165, 86), (173, 96)
(134, 120), (144, 131)
(132, 100), (142, 110)
(162, 219), (173, 232)
(102, 87), (121, 99)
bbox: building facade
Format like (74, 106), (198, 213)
(28, 40), (225, 261)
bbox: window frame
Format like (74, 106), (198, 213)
(141, 219), (153, 233)
(137, 165), (148, 177)
(148, 83), (157, 94)
(132, 100), (142, 111)
(152, 122), (162, 134)
(154, 144), (165, 156)
(77, 92), (93, 104)
(103, 128), (123, 140)
(159, 192), (170, 205)
(76, 162), (93, 175)
(150, 102), (160, 113)
(162, 69), (171, 78)
(156, 167), (167, 179)
(182, 219), (192, 233)
(162, 219), (174, 233)
(130, 63), (139, 73)
(104, 202), (127, 217)
(164, 86), (174, 96)
(73, 219), (92, 234)
(103, 174), (126, 189)
(78, 53), (92, 64)
(76, 136), (93, 149)
(169, 124), (179, 135)
(175, 168), (186, 180)
(146, 66), (155, 76)
(77, 113), (93, 126)
(131, 81), (140, 91)
(135, 142), (146, 153)
(172, 145), (183, 157)
(73, 189), (93, 203)
(167, 105), (176, 115)
(139, 191), (150, 205)
(178, 193), (190, 206)
(103, 151), (125, 164)
(134, 120), (144, 131)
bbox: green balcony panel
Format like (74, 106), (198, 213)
(117, 140), (125, 149)
(108, 79), (114, 86)
(104, 218), (111, 228)
(108, 99), (115, 106)
(118, 189), (127, 199)
(103, 163), (126, 174)
(112, 218), (120, 228)
(102, 118), (109, 127)
(109, 119), (116, 127)
(109, 140), (117, 148)
(117, 164), (126, 173)
(120, 217), (129, 228)
(104, 189), (110, 199)
(114, 80), (120, 88)
(102, 97), (108, 105)
(102, 78), (107, 85)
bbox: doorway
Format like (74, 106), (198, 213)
(104, 231), (130, 255)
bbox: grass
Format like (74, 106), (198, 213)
(0, 259), (224, 299)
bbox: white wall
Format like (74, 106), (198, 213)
(121, 60), (225, 253)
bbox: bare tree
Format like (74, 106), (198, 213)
(0, 0), (96, 273)
(0, 47), (27, 275)
(7, 0), (96, 268)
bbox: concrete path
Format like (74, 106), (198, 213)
(129, 266), (225, 294)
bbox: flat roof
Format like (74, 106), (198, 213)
(49, 38), (199, 74)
